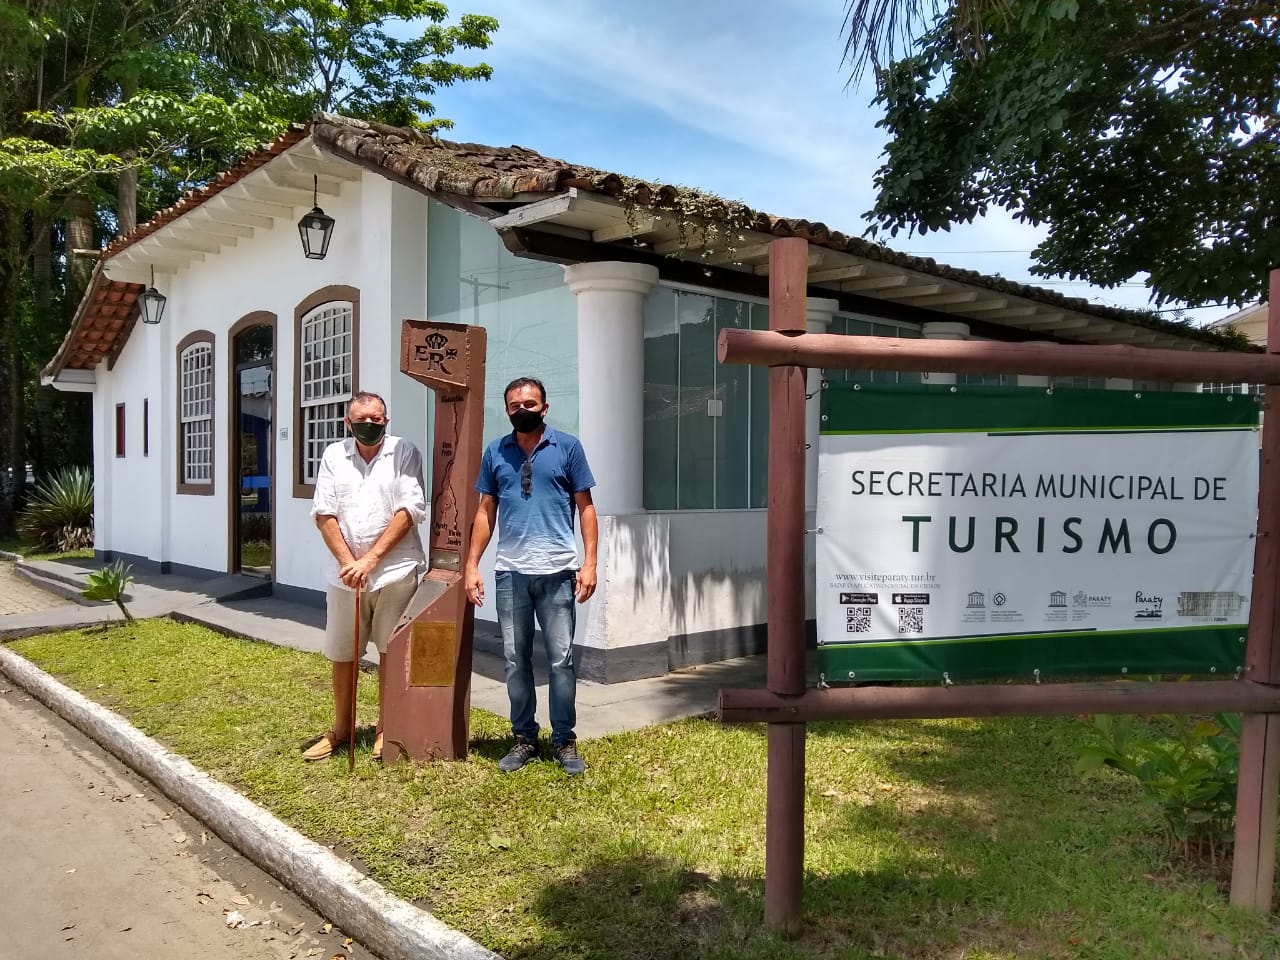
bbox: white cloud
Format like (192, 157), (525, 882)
(465, 0), (877, 197)
(433, 0), (1233, 322)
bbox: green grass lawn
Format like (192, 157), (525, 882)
(9, 618), (1280, 960)
(0, 538), (94, 562)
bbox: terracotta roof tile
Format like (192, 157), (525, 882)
(57, 113), (1245, 377)
(44, 267), (146, 377)
(306, 114), (1238, 348)
(101, 125), (308, 260)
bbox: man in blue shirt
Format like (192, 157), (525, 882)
(465, 376), (598, 775)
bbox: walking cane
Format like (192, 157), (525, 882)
(349, 582), (362, 773)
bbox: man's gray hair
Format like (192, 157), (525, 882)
(346, 391), (388, 418)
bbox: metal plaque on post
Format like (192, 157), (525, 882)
(381, 319), (486, 761)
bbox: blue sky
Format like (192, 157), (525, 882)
(427, 0), (1228, 324)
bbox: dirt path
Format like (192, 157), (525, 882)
(0, 686), (374, 960)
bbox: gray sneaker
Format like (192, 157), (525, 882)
(553, 741), (585, 776)
(498, 739), (539, 772)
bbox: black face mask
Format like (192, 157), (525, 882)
(509, 408), (544, 434)
(349, 421), (386, 446)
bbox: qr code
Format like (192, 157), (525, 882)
(1177, 592), (1242, 618)
(846, 607), (872, 633)
(898, 606), (924, 634)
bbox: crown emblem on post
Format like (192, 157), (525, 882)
(424, 332), (449, 349)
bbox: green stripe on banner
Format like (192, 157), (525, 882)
(817, 625), (1244, 683)
(821, 384), (1259, 435)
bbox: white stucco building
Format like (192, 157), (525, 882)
(43, 114), (1244, 682)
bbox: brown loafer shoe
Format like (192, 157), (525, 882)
(372, 730), (384, 762)
(302, 731), (348, 762)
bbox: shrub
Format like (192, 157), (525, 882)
(82, 560), (134, 621)
(17, 467), (94, 551)
(1077, 712), (1240, 864)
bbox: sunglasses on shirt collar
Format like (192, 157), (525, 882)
(520, 460), (532, 497)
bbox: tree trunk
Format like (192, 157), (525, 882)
(65, 192), (94, 306)
(8, 326), (27, 521)
(118, 161), (137, 236)
(117, 75), (138, 236)
(31, 216), (50, 316)
(29, 216), (55, 481)
(0, 202), (22, 535)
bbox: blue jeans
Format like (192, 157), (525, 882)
(495, 569), (577, 745)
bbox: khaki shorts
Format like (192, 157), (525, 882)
(323, 572), (420, 662)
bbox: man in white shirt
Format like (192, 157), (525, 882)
(305, 391), (427, 762)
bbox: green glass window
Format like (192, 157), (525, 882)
(426, 201), (577, 442)
(823, 315), (923, 385)
(643, 288), (773, 510)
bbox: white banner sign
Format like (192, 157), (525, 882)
(817, 423), (1258, 651)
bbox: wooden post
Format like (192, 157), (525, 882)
(1231, 268), (1280, 911)
(718, 329), (1280, 385)
(720, 679), (1280, 724)
(382, 320), (487, 761)
(764, 237), (809, 934)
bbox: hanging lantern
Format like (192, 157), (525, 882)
(140, 265), (166, 325)
(297, 174), (335, 260)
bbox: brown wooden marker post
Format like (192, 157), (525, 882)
(381, 320), (487, 762)
(1231, 267), (1280, 912)
(764, 237), (810, 933)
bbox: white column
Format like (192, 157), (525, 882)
(564, 261), (660, 515)
(805, 298), (839, 511)
(922, 321), (969, 385)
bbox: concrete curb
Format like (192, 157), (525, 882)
(0, 646), (501, 960)
(0, 620), (110, 641)
(13, 562), (103, 605)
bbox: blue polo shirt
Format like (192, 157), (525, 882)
(476, 426), (595, 574)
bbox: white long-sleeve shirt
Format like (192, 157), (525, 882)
(310, 436), (427, 591)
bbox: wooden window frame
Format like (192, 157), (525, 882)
(115, 403), (126, 458)
(292, 285), (360, 500)
(176, 330), (216, 495)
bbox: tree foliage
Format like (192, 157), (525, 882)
(275, 0), (497, 130)
(852, 0), (1280, 307)
(0, 0), (497, 534)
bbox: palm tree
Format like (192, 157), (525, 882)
(842, 0), (1008, 81)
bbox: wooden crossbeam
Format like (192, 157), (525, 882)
(755, 251), (825, 275)
(719, 681), (1280, 725)
(807, 264), (869, 284)
(216, 192), (296, 220)
(909, 291), (978, 307)
(261, 166), (345, 196)
(177, 218), (253, 241)
(840, 273), (909, 292)
(203, 198), (275, 229)
(872, 282), (943, 300)
(952, 297), (1009, 313)
(280, 151), (362, 181)
(1009, 311), (1068, 329)
(592, 216), (660, 244)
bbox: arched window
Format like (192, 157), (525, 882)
(293, 286), (358, 496)
(176, 331), (215, 494)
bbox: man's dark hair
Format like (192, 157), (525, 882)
(347, 391), (388, 418)
(503, 376), (546, 406)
